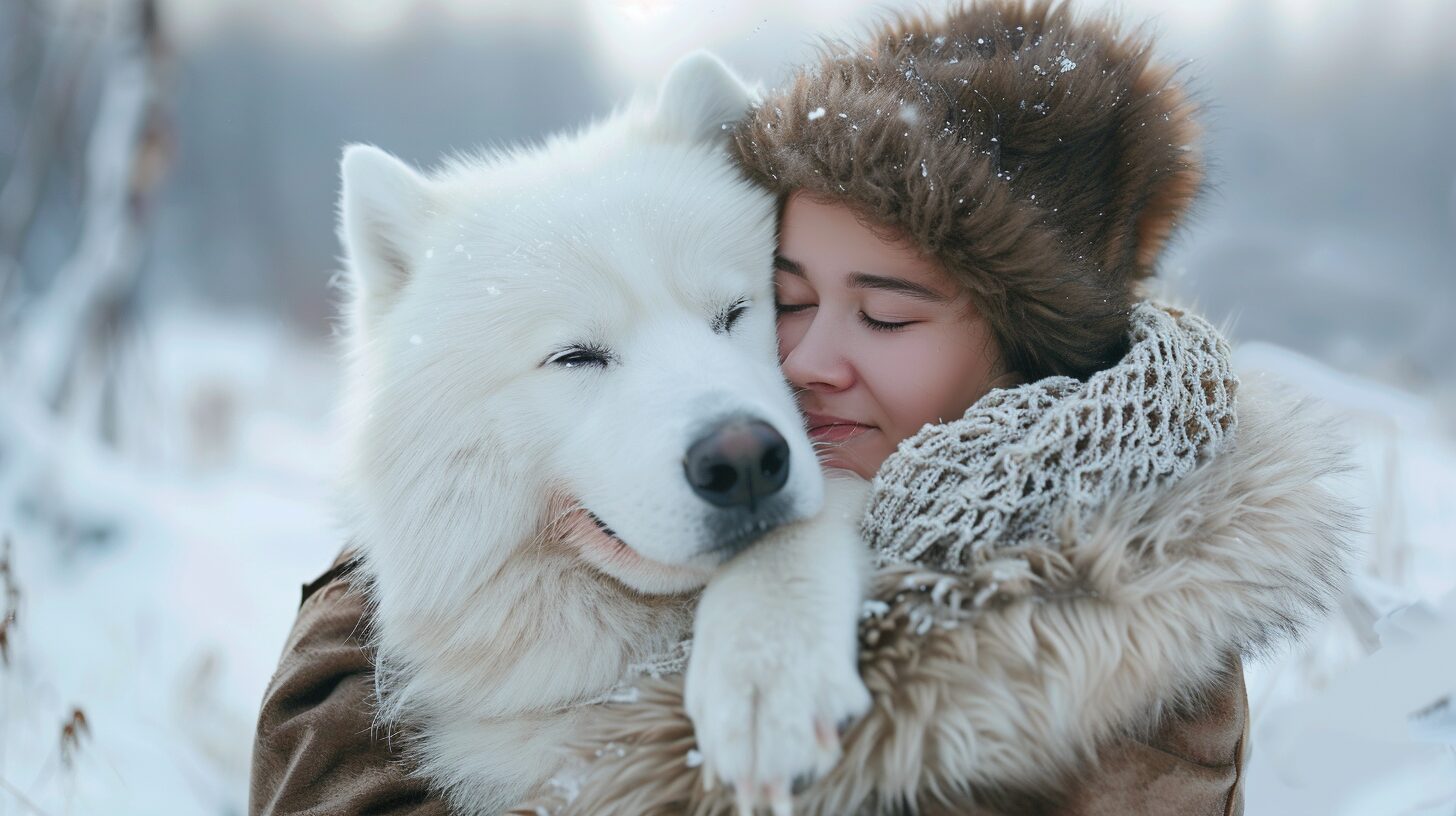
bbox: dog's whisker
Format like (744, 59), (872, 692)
(526, 491), (591, 550)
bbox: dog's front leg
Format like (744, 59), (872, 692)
(684, 473), (871, 815)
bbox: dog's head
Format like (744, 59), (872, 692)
(338, 53), (823, 595)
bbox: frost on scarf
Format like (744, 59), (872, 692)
(863, 302), (1238, 573)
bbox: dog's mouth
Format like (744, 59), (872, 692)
(571, 507), (637, 563)
(580, 506), (791, 565)
(564, 504), (711, 592)
(706, 509), (795, 562)
(585, 510), (622, 542)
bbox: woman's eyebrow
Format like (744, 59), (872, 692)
(775, 256), (948, 303)
(773, 255), (804, 276)
(847, 272), (950, 303)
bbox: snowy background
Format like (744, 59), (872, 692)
(0, 0), (1452, 814)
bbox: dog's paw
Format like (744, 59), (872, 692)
(684, 614), (869, 815)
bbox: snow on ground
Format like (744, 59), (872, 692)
(0, 312), (343, 815)
(1235, 343), (1456, 815)
(0, 320), (1452, 815)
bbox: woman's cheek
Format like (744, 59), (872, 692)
(859, 337), (907, 390)
(856, 332), (935, 433)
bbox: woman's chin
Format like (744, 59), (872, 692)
(814, 441), (882, 479)
(813, 422), (901, 478)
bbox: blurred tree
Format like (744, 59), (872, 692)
(1, 0), (172, 450)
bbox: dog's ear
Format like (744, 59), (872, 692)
(338, 144), (430, 319)
(651, 50), (754, 144)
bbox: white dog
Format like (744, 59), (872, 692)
(337, 53), (869, 814)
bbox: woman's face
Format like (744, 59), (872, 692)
(775, 192), (1006, 478)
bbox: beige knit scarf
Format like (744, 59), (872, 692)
(863, 300), (1238, 573)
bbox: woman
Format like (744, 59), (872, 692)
(252, 2), (1353, 814)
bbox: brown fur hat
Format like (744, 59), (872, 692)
(731, 0), (1203, 380)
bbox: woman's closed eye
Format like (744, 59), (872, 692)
(859, 311), (915, 332)
(776, 299), (917, 332)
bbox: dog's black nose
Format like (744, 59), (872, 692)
(683, 418), (790, 511)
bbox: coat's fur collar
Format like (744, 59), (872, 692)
(521, 377), (1356, 814)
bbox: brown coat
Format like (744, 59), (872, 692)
(250, 551), (447, 816)
(250, 548), (1248, 816)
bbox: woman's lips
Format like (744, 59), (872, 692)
(809, 422), (873, 442)
(806, 415), (874, 443)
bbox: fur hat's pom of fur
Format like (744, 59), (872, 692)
(731, 0), (1204, 380)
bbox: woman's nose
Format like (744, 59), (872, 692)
(780, 314), (854, 392)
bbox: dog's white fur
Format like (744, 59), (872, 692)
(337, 53), (868, 813)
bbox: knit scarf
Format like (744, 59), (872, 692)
(864, 300), (1238, 573)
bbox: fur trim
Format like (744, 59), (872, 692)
(523, 378), (1356, 815)
(731, 0), (1204, 379)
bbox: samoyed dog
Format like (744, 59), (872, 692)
(337, 53), (869, 813)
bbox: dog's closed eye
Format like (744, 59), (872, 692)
(544, 345), (614, 368)
(713, 298), (750, 335)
